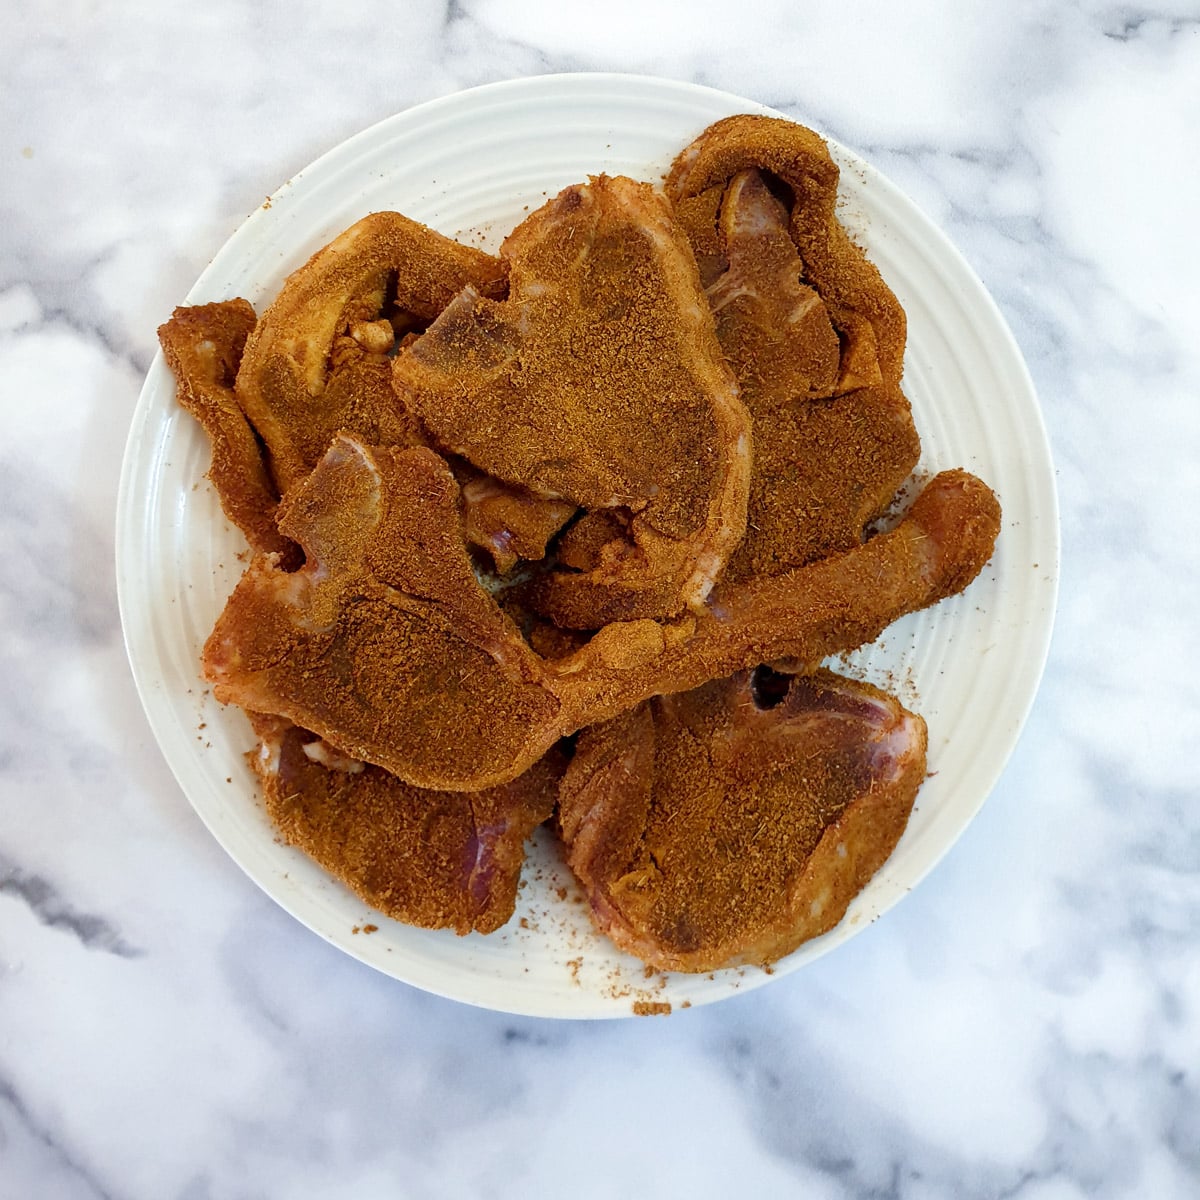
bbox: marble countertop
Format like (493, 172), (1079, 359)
(3, 2), (1198, 1196)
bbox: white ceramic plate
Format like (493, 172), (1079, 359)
(117, 74), (1058, 1018)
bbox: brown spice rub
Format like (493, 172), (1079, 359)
(667, 118), (920, 584)
(249, 715), (561, 934)
(203, 435), (1000, 791)
(393, 175), (750, 626)
(632, 1001), (672, 1016)
(209, 439), (560, 789)
(157, 299), (296, 561)
(558, 670), (927, 972)
(236, 210), (507, 494)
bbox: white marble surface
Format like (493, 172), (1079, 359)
(2, 2), (1198, 1196)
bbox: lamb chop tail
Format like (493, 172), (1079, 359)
(554, 470), (1002, 730)
(900, 468), (1002, 606)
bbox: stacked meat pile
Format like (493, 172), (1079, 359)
(159, 116), (1001, 972)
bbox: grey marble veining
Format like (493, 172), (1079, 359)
(2, 1), (1199, 1196)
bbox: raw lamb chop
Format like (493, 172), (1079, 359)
(249, 714), (561, 935)
(668, 119), (921, 584)
(558, 669), (927, 971)
(157, 299), (296, 562)
(392, 174), (751, 627)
